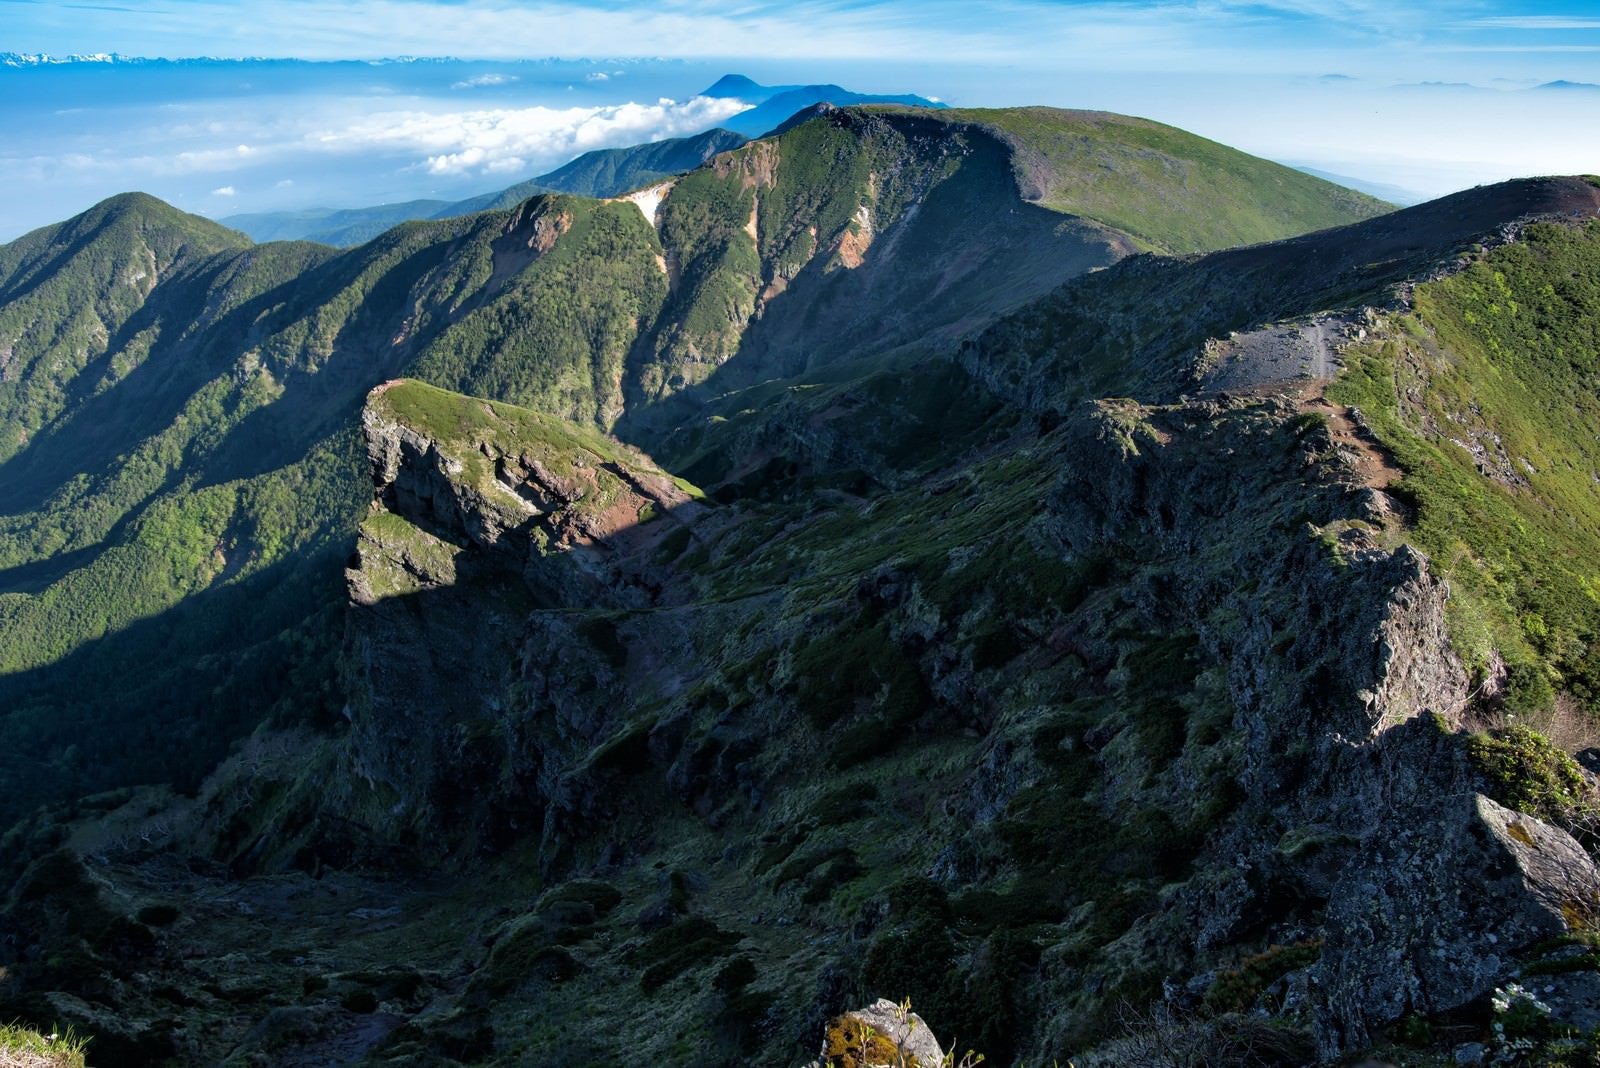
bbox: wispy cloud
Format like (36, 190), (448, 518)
(1439, 45), (1600, 53)
(450, 72), (518, 90)
(1, 0), (1596, 240)
(3, 0), (1597, 83)
(1464, 16), (1600, 30)
(176, 143), (258, 171)
(2, 0), (1015, 61)
(210, 185), (235, 196)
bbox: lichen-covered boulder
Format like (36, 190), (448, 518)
(807, 998), (946, 1068)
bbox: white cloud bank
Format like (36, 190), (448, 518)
(313, 94), (751, 177)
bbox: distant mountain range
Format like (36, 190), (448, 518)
(1, 51), (130, 66)
(699, 72), (944, 138)
(222, 75), (944, 245)
(1292, 166), (1426, 205)
(447, 127), (752, 216)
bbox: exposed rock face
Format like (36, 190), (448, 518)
(1356, 546), (1467, 736)
(626, 108), (1135, 416)
(1319, 793), (1600, 1053)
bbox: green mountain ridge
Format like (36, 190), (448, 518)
(222, 102), (1388, 254)
(1, 108), (1597, 1067)
(902, 105), (1391, 253)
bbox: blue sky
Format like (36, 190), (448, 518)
(1, 0), (1598, 237)
(3, 0), (1597, 75)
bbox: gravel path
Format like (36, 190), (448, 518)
(1198, 313), (1356, 393)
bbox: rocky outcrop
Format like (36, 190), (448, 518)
(336, 381), (707, 860)
(1354, 546), (1468, 736)
(1031, 389), (1600, 1060)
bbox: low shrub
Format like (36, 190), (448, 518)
(1204, 940), (1322, 1014)
(1467, 725), (1593, 827)
(633, 916), (743, 993)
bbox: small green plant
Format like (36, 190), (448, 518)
(1491, 982), (1560, 1058)
(1393, 1012), (1432, 1048)
(1482, 979), (1600, 1064)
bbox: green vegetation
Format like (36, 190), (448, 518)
(792, 616), (923, 731)
(756, 117), (876, 265)
(220, 199), (454, 246)
(410, 197), (668, 427)
(0, 186), (698, 824)
(536, 127), (747, 200)
(468, 879), (624, 997)
(370, 378), (701, 531)
(649, 163), (762, 386)
(377, 377), (641, 472)
(0, 429), (362, 815)
(0, 192), (253, 466)
(1468, 725), (1594, 826)
(630, 916), (744, 993)
(225, 129), (748, 245)
(822, 1015), (921, 1068)
(1329, 221), (1600, 703)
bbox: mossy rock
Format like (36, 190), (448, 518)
(774, 845), (856, 889)
(801, 852), (867, 905)
(15, 852), (116, 936)
(823, 1015), (920, 1068)
(536, 878), (623, 926)
(336, 967), (427, 1002)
